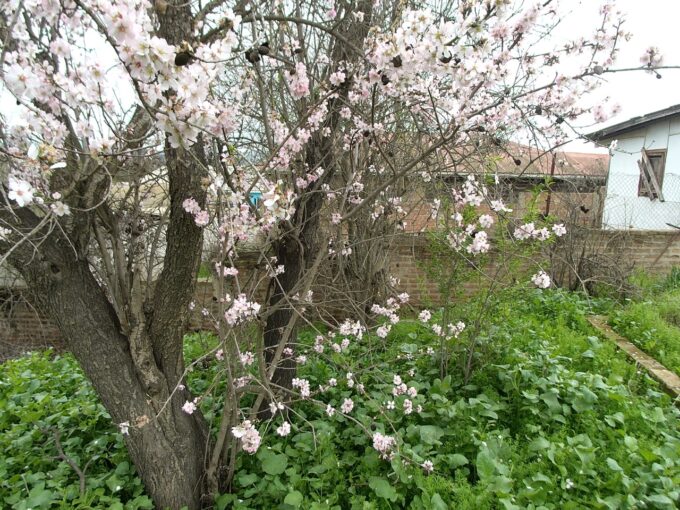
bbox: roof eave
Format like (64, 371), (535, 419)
(587, 104), (680, 142)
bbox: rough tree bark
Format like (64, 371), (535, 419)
(14, 244), (209, 510)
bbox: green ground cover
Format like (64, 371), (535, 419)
(610, 269), (680, 377)
(1, 288), (679, 509)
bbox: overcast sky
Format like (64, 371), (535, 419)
(563, 0), (680, 153)
(3, 0), (676, 155)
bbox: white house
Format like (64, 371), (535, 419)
(589, 104), (680, 230)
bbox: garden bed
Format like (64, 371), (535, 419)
(1, 289), (679, 509)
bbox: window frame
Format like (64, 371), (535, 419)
(637, 148), (666, 200)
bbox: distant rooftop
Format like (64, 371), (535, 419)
(493, 143), (609, 179)
(588, 104), (680, 141)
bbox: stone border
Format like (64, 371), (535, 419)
(588, 315), (680, 399)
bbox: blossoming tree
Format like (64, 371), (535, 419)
(0, 0), (667, 507)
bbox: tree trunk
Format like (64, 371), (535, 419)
(263, 187), (325, 390)
(16, 250), (209, 509)
(261, 0), (373, 387)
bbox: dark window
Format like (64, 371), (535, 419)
(638, 149), (666, 201)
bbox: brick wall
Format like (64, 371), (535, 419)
(4, 229), (680, 358)
(0, 291), (63, 361)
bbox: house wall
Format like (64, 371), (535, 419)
(603, 116), (680, 229)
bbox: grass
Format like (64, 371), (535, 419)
(610, 283), (680, 377)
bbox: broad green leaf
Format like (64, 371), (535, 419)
(237, 473), (259, 486)
(529, 437), (551, 452)
(447, 453), (468, 468)
(215, 494), (238, 510)
(476, 449), (496, 481)
(643, 407), (666, 424)
(430, 493), (448, 510)
(606, 458), (623, 472)
(572, 388), (598, 413)
(419, 425), (445, 445)
(261, 452), (288, 476)
(540, 391), (561, 413)
(25, 486), (55, 508)
(368, 477), (398, 502)
(646, 494), (675, 507)
(284, 490), (304, 507)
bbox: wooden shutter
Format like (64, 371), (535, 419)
(638, 149), (666, 201)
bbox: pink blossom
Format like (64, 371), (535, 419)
(194, 210), (210, 227)
(182, 197), (201, 214)
(490, 200), (513, 213)
(232, 420), (261, 454)
(641, 46), (663, 67)
(552, 223), (567, 237)
(225, 294), (261, 325)
(531, 271), (551, 289)
(392, 383), (407, 396)
(467, 231), (490, 255)
(269, 401), (284, 415)
(532, 227), (551, 241)
(51, 201), (70, 216)
(292, 377), (311, 398)
(372, 432), (396, 458)
(8, 177), (34, 207)
(479, 214), (494, 228)
(514, 222), (535, 240)
(340, 398), (354, 413)
(276, 422), (291, 437)
(289, 63), (310, 99)
(329, 71), (346, 86)
(376, 325), (390, 338)
(449, 321), (465, 338)
(182, 400), (197, 414)
(239, 351), (255, 367)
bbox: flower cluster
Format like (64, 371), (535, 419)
(531, 270), (552, 289)
(292, 378), (311, 398)
(183, 198), (210, 227)
(224, 294), (261, 326)
(231, 420), (261, 454)
(372, 432), (396, 459)
(514, 222), (566, 241)
(641, 46), (664, 68)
